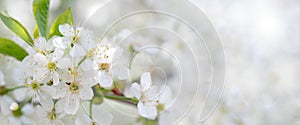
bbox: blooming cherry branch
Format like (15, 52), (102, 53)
(0, 0), (171, 124)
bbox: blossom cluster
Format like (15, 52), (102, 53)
(0, 24), (169, 125)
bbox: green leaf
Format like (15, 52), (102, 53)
(33, 24), (39, 38)
(0, 13), (34, 46)
(33, 0), (50, 37)
(48, 7), (73, 39)
(0, 37), (28, 61)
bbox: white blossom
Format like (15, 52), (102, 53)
(35, 99), (65, 125)
(92, 45), (128, 88)
(75, 106), (113, 125)
(13, 77), (56, 111)
(33, 49), (68, 86)
(93, 46), (116, 88)
(56, 59), (97, 115)
(33, 37), (54, 54)
(53, 24), (96, 57)
(131, 72), (158, 120)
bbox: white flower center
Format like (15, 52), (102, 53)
(69, 82), (80, 93)
(26, 82), (40, 91)
(48, 111), (57, 121)
(47, 62), (57, 70)
(72, 30), (80, 44)
(99, 63), (109, 71)
(91, 121), (97, 125)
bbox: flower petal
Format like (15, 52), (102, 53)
(57, 58), (71, 69)
(70, 45), (86, 57)
(75, 114), (92, 125)
(52, 71), (60, 86)
(53, 82), (68, 99)
(34, 68), (50, 82)
(60, 70), (73, 83)
(34, 37), (47, 50)
(45, 37), (55, 51)
(55, 99), (65, 114)
(35, 105), (48, 117)
(112, 64), (128, 80)
(141, 72), (152, 91)
(20, 115), (34, 124)
(130, 82), (141, 99)
(79, 86), (94, 100)
(21, 104), (35, 115)
(8, 117), (22, 125)
(34, 53), (48, 65)
(98, 71), (113, 88)
(0, 95), (13, 115)
(53, 37), (67, 49)
(64, 94), (80, 114)
(93, 111), (113, 125)
(51, 49), (64, 62)
(144, 86), (159, 101)
(40, 85), (57, 98)
(59, 24), (74, 38)
(159, 85), (172, 105)
(137, 102), (157, 120)
(39, 92), (54, 112)
(105, 48), (116, 63)
(12, 88), (28, 101)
